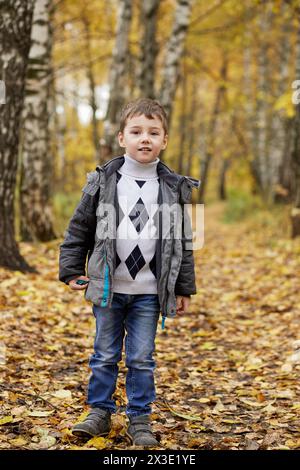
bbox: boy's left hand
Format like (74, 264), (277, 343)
(176, 296), (190, 314)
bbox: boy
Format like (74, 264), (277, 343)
(59, 98), (199, 447)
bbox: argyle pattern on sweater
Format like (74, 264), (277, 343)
(112, 156), (160, 295)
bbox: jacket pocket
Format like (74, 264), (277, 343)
(87, 246), (106, 279)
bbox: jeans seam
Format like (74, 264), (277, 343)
(127, 328), (135, 403)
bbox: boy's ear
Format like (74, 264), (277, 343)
(162, 134), (168, 149)
(118, 131), (125, 148)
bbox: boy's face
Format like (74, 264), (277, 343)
(118, 114), (168, 163)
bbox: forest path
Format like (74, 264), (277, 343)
(0, 202), (299, 449)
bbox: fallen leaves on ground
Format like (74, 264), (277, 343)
(0, 202), (300, 450)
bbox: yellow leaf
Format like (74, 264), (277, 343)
(239, 398), (276, 408)
(61, 427), (73, 436)
(16, 290), (31, 296)
(164, 353), (178, 362)
(285, 439), (300, 449)
(86, 436), (107, 449)
(9, 437), (27, 447)
(192, 330), (211, 337)
(222, 419), (238, 424)
(45, 345), (60, 352)
(69, 445), (91, 450)
(273, 91), (295, 118)
(77, 410), (89, 422)
(201, 342), (217, 350)
(0, 416), (13, 425)
(162, 400), (203, 422)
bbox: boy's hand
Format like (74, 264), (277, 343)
(69, 275), (90, 290)
(176, 295), (190, 314)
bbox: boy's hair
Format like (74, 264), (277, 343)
(119, 98), (168, 135)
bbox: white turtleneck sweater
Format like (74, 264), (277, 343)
(112, 153), (160, 294)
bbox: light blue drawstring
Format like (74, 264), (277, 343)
(161, 316), (166, 330)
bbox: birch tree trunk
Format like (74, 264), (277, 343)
(159, 0), (194, 130)
(138, 0), (160, 99)
(253, 3), (273, 200)
(82, 15), (100, 162)
(20, 0), (57, 242)
(291, 10), (300, 238)
(273, 6), (293, 203)
(0, 0), (36, 271)
(101, 0), (132, 161)
(268, 5), (291, 203)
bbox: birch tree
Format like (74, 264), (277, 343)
(101, 0), (132, 161)
(138, 0), (160, 99)
(0, 0), (35, 271)
(20, 0), (57, 242)
(250, 2), (276, 201)
(82, 13), (101, 162)
(269, 4), (291, 203)
(291, 8), (300, 238)
(159, 0), (194, 129)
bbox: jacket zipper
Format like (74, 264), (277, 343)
(162, 178), (185, 329)
(100, 239), (110, 307)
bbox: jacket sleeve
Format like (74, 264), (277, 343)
(174, 178), (200, 297)
(174, 206), (196, 296)
(59, 171), (100, 284)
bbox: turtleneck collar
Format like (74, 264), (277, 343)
(119, 153), (159, 179)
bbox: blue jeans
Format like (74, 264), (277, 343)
(87, 293), (160, 417)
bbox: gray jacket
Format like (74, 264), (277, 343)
(59, 156), (200, 321)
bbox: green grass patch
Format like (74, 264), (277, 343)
(222, 189), (265, 223)
(53, 191), (81, 237)
(220, 188), (292, 240)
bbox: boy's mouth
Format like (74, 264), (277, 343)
(138, 147), (152, 152)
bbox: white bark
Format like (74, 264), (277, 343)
(102, 0), (132, 159)
(159, 0), (194, 127)
(269, 4), (292, 201)
(255, 4), (272, 197)
(20, 0), (56, 241)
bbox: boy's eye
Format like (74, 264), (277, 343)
(130, 131), (159, 135)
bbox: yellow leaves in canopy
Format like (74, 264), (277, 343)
(273, 90), (295, 118)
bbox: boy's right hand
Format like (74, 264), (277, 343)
(68, 275), (90, 290)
